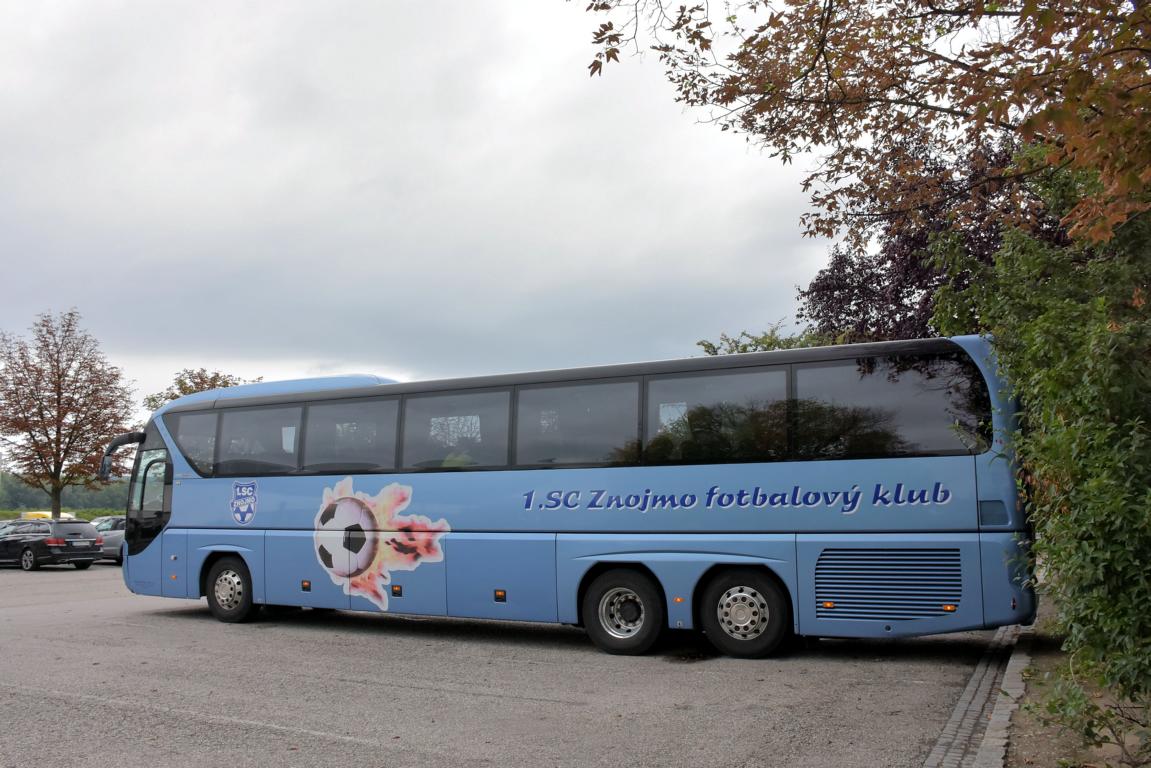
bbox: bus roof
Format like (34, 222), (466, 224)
(161, 336), (989, 414)
(155, 374), (394, 415)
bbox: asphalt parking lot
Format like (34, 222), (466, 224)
(0, 565), (997, 768)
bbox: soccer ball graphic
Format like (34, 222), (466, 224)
(315, 497), (378, 578)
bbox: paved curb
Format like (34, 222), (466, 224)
(971, 627), (1033, 768)
(922, 625), (1029, 768)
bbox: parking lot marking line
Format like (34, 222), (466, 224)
(0, 683), (384, 749)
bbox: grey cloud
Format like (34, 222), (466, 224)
(0, 1), (827, 387)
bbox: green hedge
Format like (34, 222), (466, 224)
(936, 166), (1151, 765)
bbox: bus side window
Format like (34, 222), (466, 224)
(515, 381), (639, 466)
(402, 391), (510, 469)
(217, 407), (302, 475)
(645, 368), (788, 464)
(165, 411), (218, 476)
(793, 354), (991, 459)
(303, 399), (398, 471)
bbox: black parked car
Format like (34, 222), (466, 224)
(0, 519), (103, 571)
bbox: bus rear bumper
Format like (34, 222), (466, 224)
(980, 532), (1037, 629)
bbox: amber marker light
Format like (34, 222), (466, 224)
(673, 597), (685, 603)
(821, 601), (836, 609)
(494, 589), (507, 602)
(301, 580), (311, 592)
(942, 604), (957, 613)
(391, 585), (403, 597)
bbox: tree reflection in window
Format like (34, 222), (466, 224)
(645, 353), (990, 464)
(794, 353), (990, 459)
(646, 400), (788, 463)
(646, 369), (788, 463)
(792, 399), (911, 459)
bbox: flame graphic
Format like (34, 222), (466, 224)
(317, 477), (450, 609)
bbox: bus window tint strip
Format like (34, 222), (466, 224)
(516, 381), (640, 466)
(646, 368), (788, 464)
(217, 406), (303, 475)
(402, 391), (510, 469)
(303, 399), (398, 471)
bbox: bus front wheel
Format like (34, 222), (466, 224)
(582, 569), (664, 655)
(205, 556), (258, 623)
(699, 568), (790, 658)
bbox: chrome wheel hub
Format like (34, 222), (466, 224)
(717, 586), (769, 640)
(598, 587), (645, 639)
(213, 569), (245, 611)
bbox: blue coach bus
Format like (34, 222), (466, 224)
(101, 336), (1035, 657)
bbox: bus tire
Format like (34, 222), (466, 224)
(205, 556), (258, 623)
(582, 569), (664, 655)
(699, 568), (790, 658)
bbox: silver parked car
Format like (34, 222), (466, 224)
(92, 517), (126, 564)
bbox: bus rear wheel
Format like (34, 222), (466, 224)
(206, 556), (258, 623)
(582, 569), (664, 655)
(699, 568), (790, 658)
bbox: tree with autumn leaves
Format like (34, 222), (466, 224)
(0, 310), (135, 518)
(0, 314), (258, 516)
(586, 0), (1149, 245)
(587, 1), (1150, 345)
(142, 368), (261, 413)
(0, 309), (260, 519)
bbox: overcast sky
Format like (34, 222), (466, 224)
(0, 1), (826, 413)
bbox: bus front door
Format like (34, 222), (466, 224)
(124, 425), (172, 597)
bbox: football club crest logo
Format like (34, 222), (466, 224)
(230, 481), (258, 525)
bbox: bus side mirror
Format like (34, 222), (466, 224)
(99, 430), (147, 482)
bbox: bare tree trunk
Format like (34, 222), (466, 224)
(51, 485), (62, 519)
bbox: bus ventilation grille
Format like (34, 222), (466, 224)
(814, 548), (962, 621)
